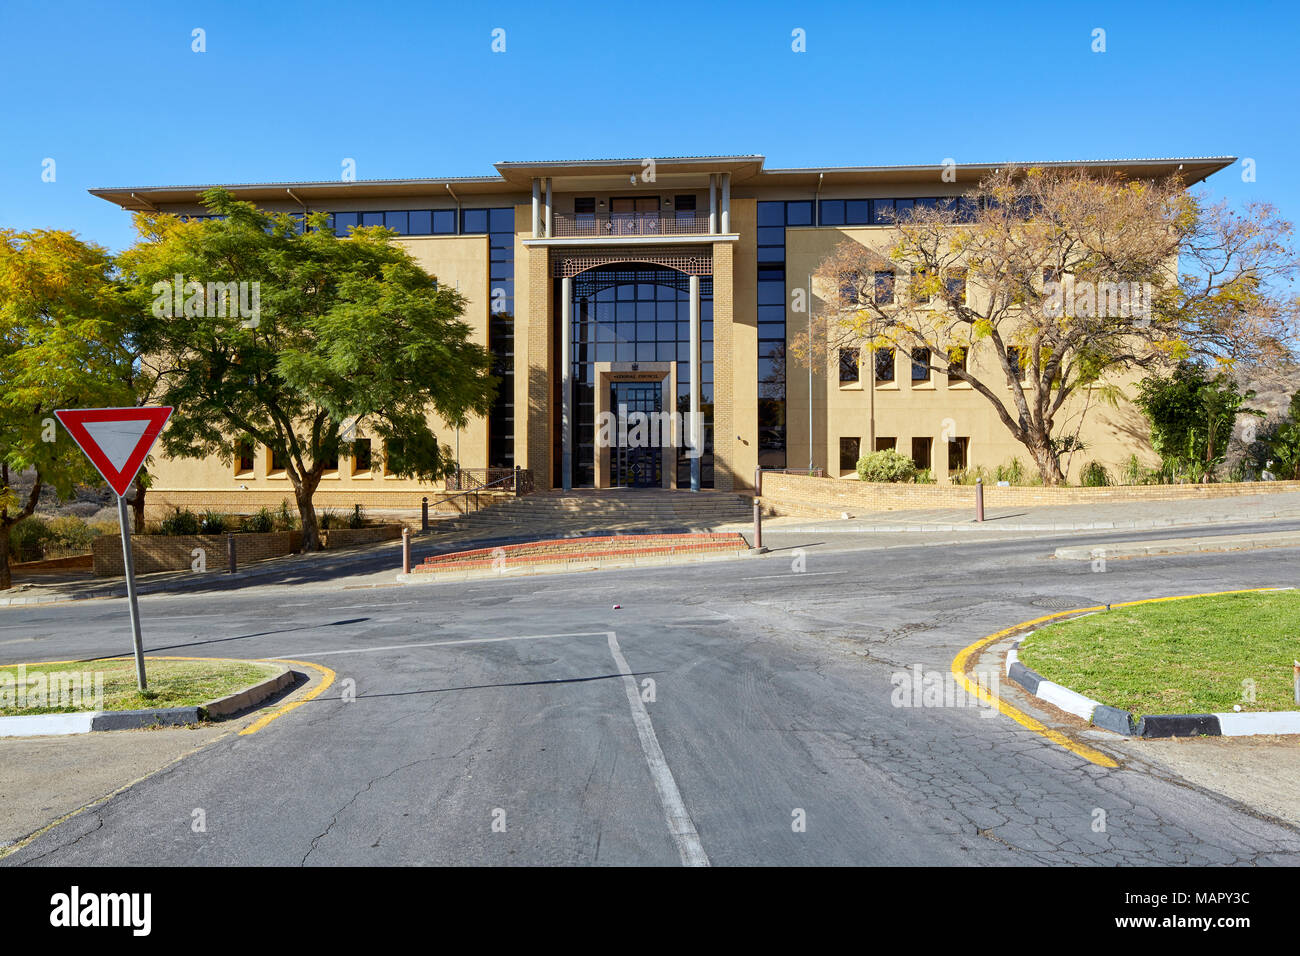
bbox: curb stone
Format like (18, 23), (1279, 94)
(0, 664), (294, 738)
(1004, 640), (1300, 738)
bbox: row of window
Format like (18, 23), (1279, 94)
(839, 347), (1025, 384)
(184, 208), (514, 238)
(238, 439), (374, 476)
(838, 436), (970, 473)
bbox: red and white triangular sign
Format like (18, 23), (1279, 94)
(54, 407), (173, 497)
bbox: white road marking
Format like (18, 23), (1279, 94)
(738, 570), (849, 580)
(605, 631), (710, 868)
(273, 631), (612, 658)
(327, 602), (418, 610)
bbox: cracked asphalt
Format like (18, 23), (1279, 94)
(2, 522), (1299, 866)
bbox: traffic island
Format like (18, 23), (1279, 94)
(1006, 590), (1300, 738)
(0, 657), (295, 737)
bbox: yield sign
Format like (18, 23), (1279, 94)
(54, 407), (173, 497)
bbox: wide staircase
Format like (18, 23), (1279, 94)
(431, 488), (753, 544)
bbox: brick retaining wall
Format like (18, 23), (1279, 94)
(759, 472), (1300, 515)
(92, 524), (403, 576)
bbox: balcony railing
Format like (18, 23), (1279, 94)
(550, 211), (712, 238)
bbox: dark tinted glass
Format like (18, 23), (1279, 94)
(408, 210), (432, 234)
(462, 209), (489, 233)
(845, 199), (870, 224)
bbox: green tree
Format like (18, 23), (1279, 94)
(0, 230), (133, 589)
(119, 189), (496, 551)
(801, 167), (1298, 484)
(1135, 362), (1260, 481)
(1261, 390), (1300, 479)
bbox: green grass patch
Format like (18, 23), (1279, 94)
(1018, 591), (1300, 715)
(0, 658), (280, 716)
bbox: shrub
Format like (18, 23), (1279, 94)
(159, 508), (201, 536)
(45, 515), (101, 554)
(243, 507), (274, 533)
(949, 466), (990, 485)
(347, 504), (366, 529)
(8, 517), (52, 562)
(856, 449), (918, 483)
(1080, 461), (1112, 487)
(275, 500), (298, 531)
(914, 468), (935, 485)
(318, 508), (340, 531)
(200, 511), (229, 534)
(993, 458), (1027, 485)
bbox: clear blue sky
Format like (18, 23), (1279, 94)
(2, 0), (1296, 252)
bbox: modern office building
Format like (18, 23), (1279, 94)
(91, 154), (1232, 506)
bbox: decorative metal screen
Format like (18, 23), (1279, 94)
(553, 247), (712, 278)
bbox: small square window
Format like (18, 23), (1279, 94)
(875, 436), (896, 452)
(874, 348), (896, 383)
(839, 348), (860, 383)
(839, 437), (860, 472)
(911, 348), (930, 382)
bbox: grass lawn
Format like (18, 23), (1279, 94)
(1018, 591), (1300, 716)
(0, 657), (280, 717)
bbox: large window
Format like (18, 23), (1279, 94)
(330, 208), (459, 237)
(485, 207), (515, 468)
(567, 266), (713, 489)
(874, 270), (895, 304)
(756, 201), (792, 468)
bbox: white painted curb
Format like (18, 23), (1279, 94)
(0, 712), (95, 737)
(1033, 680), (1100, 723)
(1214, 711), (1300, 737)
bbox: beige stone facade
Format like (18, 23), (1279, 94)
(90, 154), (1233, 510)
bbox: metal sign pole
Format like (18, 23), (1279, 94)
(116, 493), (148, 691)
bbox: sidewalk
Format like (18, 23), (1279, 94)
(736, 492), (1300, 533)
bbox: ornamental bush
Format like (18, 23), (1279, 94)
(856, 449), (919, 483)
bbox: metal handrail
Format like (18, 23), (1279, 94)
(551, 211), (711, 238)
(427, 471), (529, 520)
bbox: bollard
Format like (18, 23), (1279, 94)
(421, 496), (429, 532)
(751, 466), (767, 553)
(975, 477), (985, 522)
(402, 527), (411, 575)
(226, 532), (237, 574)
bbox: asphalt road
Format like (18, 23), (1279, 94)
(3, 524), (1300, 866)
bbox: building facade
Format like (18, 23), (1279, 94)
(91, 154), (1233, 507)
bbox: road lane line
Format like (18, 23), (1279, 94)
(605, 631), (709, 867)
(738, 571), (848, 580)
(273, 631), (612, 658)
(950, 586), (1288, 768)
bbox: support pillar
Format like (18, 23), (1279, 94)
(708, 175), (718, 234)
(720, 172), (731, 233)
(532, 179), (540, 236)
(544, 178), (553, 237)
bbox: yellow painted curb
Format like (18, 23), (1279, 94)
(238, 659), (336, 736)
(950, 587), (1287, 768)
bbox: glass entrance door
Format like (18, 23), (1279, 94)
(610, 381), (663, 488)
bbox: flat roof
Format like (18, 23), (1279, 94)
(89, 155), (1236, 210)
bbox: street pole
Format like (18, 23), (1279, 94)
(116, 494), (148, 691)
(808, 273), (813, 473)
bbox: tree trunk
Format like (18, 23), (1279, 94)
(130, 471), (147, 533)
(294, 478), (322, 552)
(1028, 437), (1066, 486)
(0, 523), (11, 592)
